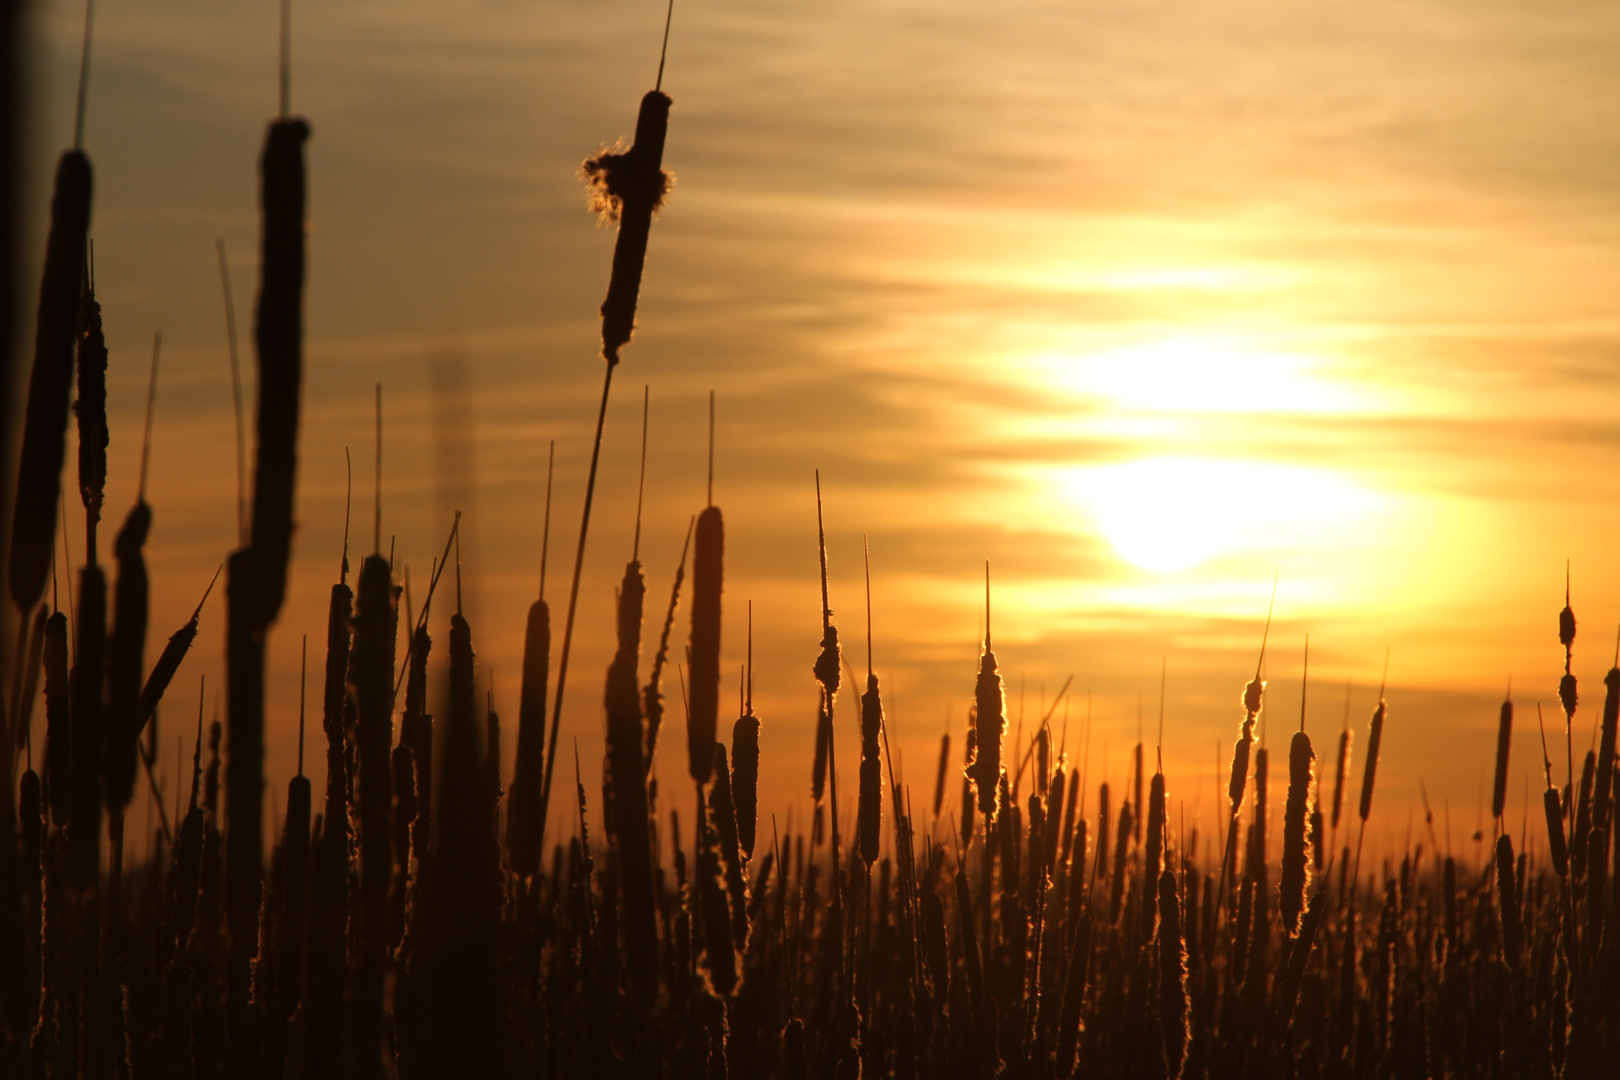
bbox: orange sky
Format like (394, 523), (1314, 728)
(17, 0), (1620, 868)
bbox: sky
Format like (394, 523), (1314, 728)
(16, 0), (1620, 869)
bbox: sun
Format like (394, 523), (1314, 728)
(1062, 456), (1377, 574)
(1078, 457), (1237, 572)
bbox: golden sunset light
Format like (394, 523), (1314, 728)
(3, 0), (1618, 1072)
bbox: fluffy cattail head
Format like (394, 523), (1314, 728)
(1243, 676), (1265, 718)
(1560, 595), (1576, 649)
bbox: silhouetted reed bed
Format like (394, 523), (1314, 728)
(8, 32), (1620, 1080)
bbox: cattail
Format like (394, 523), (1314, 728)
(1593, 661), (1618, 832)
(1359, 696), (1385, 823)
(688, 505), (723, 784)
(696, 797), (737, 996)
(1158, 869), (1189, 1079)
(709, 743), (748, 949)
(587, 89), (673, 364)
(43, 611), (70, 826)
(932, 731), (951, 820)
(858, 673), (883, 867)
(1572, 751), (1595, 879)
(279, 766), (311, 1021)
(1060, 765), (1080, 866)
(1096, 782), (1111, 890)
(1496, 834), (1521, 966)
(968, 577), (1005, 821)
(1230, 676), (1264, 812)
(506, 598), (550, 878)
(10, 149), (91, 613)
(350, 553), (396, 970)
(783, 1018), (808, 1080)
(403, 622), (432, 857)
(732, 712), (760, 860)
(605, 557), (658, 998)
(1143, 771), (1165, 939)
(104, 502), (151, 811)
(1544, 787), (1569, 878)
(1279, 730), (1315, 935)
(1330, 722), (1351, 829)
(247, 115), (309, 625)
(812, 697), (832, 804)
(1133, 741), (1144, 845)
(644, 519), (691, 769)
(68, 565), (105, 889)
(1044, 765), (1065, 871)
(420, 611), (502, 1075)
(1492, 695), (1512, 820)
(75, 277), (108, 544)
(1109, 799), (1132, 922)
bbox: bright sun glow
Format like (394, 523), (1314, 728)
(1062, 456), (1380, 573)
(1036, 336), (1378, 415)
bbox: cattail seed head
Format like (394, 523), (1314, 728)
(933, 731), (951, 819)
(1495, 834), (1521, 966)
(1544, 787), (1568, 878)
(590, 90), (673, 364)
(968, 644), (1005, 819)
(857, 673), (883, 866)
(1560, 597), (1576, 649)
(43, 610), (71, 827)
(1491, 697), (1512, 820)
(1330, 727), (1352, 829)
(1158, 869), (1189, 1079)
(732, 713), (760, 859)
(687, 505), (724, 784)
(1359, 699), (1385, 823)
(1559, 673), (1578, 719)
(1279, 730), (1315, 935)
(507, 598), (550, 878)
(1143, 772), (1166, 939)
